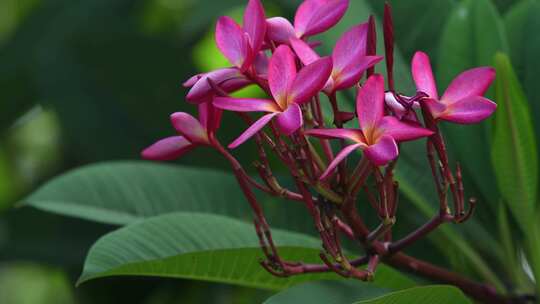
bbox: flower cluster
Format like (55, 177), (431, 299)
(142, 1), (497, 301)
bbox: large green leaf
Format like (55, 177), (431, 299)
(78, 212), (416, 291)
(263, 281), (389, 304)
(353, 285), (471, 304)
(23, 161), (316, 234)
(437, 0), (508, 205)
(504, 0), (540, 152)
(492, 53), (538, 231)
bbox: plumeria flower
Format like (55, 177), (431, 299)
(214, 45), (332, 148)
(267, 0), (349, 44)
(184, 68), (252, 104)
(412, 51), (497, 124)
(141, 103), (221, 160)
(216, 0), (266, 73)
(306, 74), (433, 178)
(290, 23), (382, 93)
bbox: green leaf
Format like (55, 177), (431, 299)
(78, 212), (416, 291)
(263, 281), (389, 304)
(492, 53), (538, 231)
(437, 0), (508, 206)
(353, 285), (472, 304)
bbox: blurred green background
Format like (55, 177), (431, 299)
(0, 0), (538, 303)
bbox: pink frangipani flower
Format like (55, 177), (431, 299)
(216, 0), (266, 72)
(266, 0), (349, 44)
(306, 74), (433, 178)
(290, 23), (383, 93)
(412, 51), (497, 124)
(141, 103), (220, 160)
(214, 45), (333, 148)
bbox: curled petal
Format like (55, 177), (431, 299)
(290, 37), (321, 65)
(333, 23), (368, 72)
(170, 112), (209, 144)
(412, 51), (438, 99)
(377, 116), (433, 142)
(141, 136), (196, 161)
(183, 73), (203, 87)
(441, 67), (496, 104)
(289, 56), (333, 105)
(333, 55), (383, 91)
(213, 97), (279, 112)
(357, 74), (385, 132)
(320, 143), (363, 180)
(229, 113), (278, 148)
(186, 68), (251, 104)
(305, 128), (364, 142)
(440, 96), (497, 124)
(295, 0), (349, 37)
(266, 17), (296, 44)
(269, 45), (297, 108)
(243, 0), (266, 53)
(276, 103), (303, 135)
(216, 16), (251, 70)
(363, 135), (398, 166)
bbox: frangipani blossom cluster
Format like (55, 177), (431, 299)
(142, 1), (499, 301)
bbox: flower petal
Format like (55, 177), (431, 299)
(377, 116), (433, 142)
(333, 23), (368, 72)
(320, 143), (362, 180)
(186, 68), (251, 104)
(357, 74), (385, 132)
(440, 96), (497, 124)
(295, 0), (349, 37)
(253, 51), (269, 78)
(198, 102), (222, 133)
(422, 98), (447, 119)
(441, 67), (496, 104)
(412, 51), (438, 99)
(170, 112), (209, 144)
(333, 55), (383, 91)
(276, 103), (303, 135)
(243, 0), (266, 53)
(229, 113), (278, 148)
(216, 16), (250, 70)
(269, 45), (297, 108)
(363, 135), (398, 166)
(290, 37), (321, 65)
(141, 136), (195, 161)
(289, 56), (333, 105)
(305, 128), (364, 142)
(266, 17), (296, 44)
(213, 97), (279, 112)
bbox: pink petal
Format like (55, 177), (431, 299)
(333, 23), (368, 72)
(268, 45), (297, 108)
(440, 96), (497, 124)
(423, 98), (447, 119)
(186, 68), (251, 104)
(216, 16), (250, 70)
(141, 136), (195, 161)
(441, 67), (496, 105)
(198, 102), (222, 133)
(295, 0), (349, 37)
(229, 113), (278, 148)
(377, 116), (433, 142)
(320, 143), (362, 180)
(357, 74), (385, 132)
(412, 51), (438, 99)
(276, 103), (303, 135)
(183, 73), (203, 87)
(289, 56), (333, 105)
(363, 135), (398, 166)
(253, 51), (269, 77)
(213, 97), (279, 112)
(290, 37), (321, 65)
(243, 0), (266, 53)
(170, 112), (209, 144)
(305, 128), (364, 142)
(333, 55), (383, 91)
(266, 17), (296, 44)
